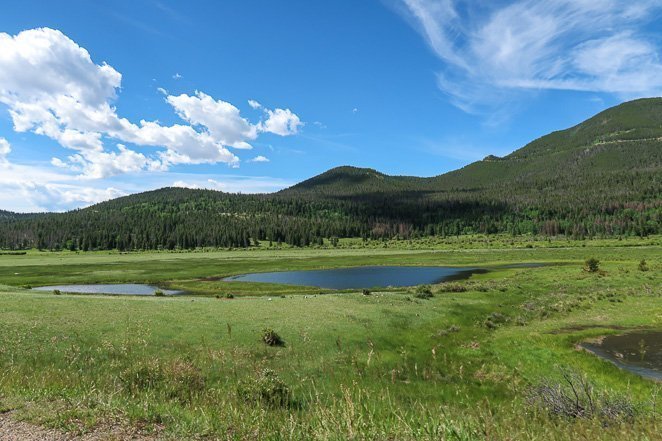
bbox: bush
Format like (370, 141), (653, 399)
(226, 293), (235, 299)
(414, 285), (433, 299)
(154, 289), (164, 296)
(438, 283), (467, 293)
(528, 369), (638, 423)
(584, 258), (600, 273)
(120, 359), (205, 403)
(638, 259), (649, 272)
(53, 289), (61, 295)
(262, 328), (284, 346)
(238, 368), (292, 408)
(165, 359), (206, 402)
(120, 360), (164, 393)
(515, 316), (528, 326)
(362, 289), (371, 296)
(484, 312), (507, 329)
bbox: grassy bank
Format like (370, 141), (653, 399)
(0, 238), (660, 439)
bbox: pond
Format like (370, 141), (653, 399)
(32, 284), (182, 296)
(581, 331), (662, 382)
(223, 265), (487, 289)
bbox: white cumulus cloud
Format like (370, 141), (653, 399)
(0, 28), (302, 181)
(0, 137), (10, 160)
(167, 91), (259, 149)
(248, 155), (270, 163)
(260, 108), (302, 136)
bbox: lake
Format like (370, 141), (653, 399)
(223, 265), (487, 289)
(581, 331), (662, 382)
(32, 284), (182, 296)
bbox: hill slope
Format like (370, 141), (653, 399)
(1, 98), (660, 250)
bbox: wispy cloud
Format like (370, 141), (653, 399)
(394, 0), (662, 113)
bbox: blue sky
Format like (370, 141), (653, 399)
(1, 0), (661, 211)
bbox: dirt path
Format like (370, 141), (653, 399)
(0, 412), (156, 441)
(0, 413), (69, 441)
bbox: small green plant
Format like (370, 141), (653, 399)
(165, 359), (206, 403)
(638, 259), (649, 272)
(53, 289), (61, 295)
(362, 289), (371, 296)
(225, 293), (234, 299)
(237, 368), (292, 408)
(414, 285), (433, 299)
(262, 328), (284, 346)
(154, 289), (164, 296)
(638, 339), (648, 361)
(120, 360), (164, 393)
(584, 258), (600, 273)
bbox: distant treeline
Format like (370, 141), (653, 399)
(1, 98), (661, 251)
(0, 183), (658, 252)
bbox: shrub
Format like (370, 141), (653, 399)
(120, 359), (205, 402)
(154, 289), (164, 296)
(484, 312), (507, 329)
(584, 258), (600, 273)
(528, 369), (638, 423)
(414, 285), (434, 299)
(237, 368), (292, 408)
(362, 289), (371, 296)
(226, 293), (235, 299)
(262, 328), (284, 346)
(53, 289), (61, 295)
(120, 360), (164, 393)
(165, 359), (206, 402)
(638, 259), (649, 272)
(438, 283), (467, 293)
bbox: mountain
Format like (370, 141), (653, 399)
(0, 210), (17, 220)
(1, 98), (660, 250)
(284, 98), (662, 197)
(280, 166), (432, 196)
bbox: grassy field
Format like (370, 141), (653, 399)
(0, 237), (660, 440)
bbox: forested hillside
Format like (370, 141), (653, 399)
(0, 210), (16, 220)
(1, 98), (660, 250)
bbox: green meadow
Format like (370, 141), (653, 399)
(0, 236), (660, 440)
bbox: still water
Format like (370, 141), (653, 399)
(32, 284), (181, 296)
(581, 331), (662, 382)
(224, 265), (486, 289)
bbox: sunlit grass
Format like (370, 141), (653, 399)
(0, 237), (660, 439)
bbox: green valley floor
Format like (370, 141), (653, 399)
(0, 236), (660, 440)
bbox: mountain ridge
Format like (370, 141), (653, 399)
(1, 98), (660, 249)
